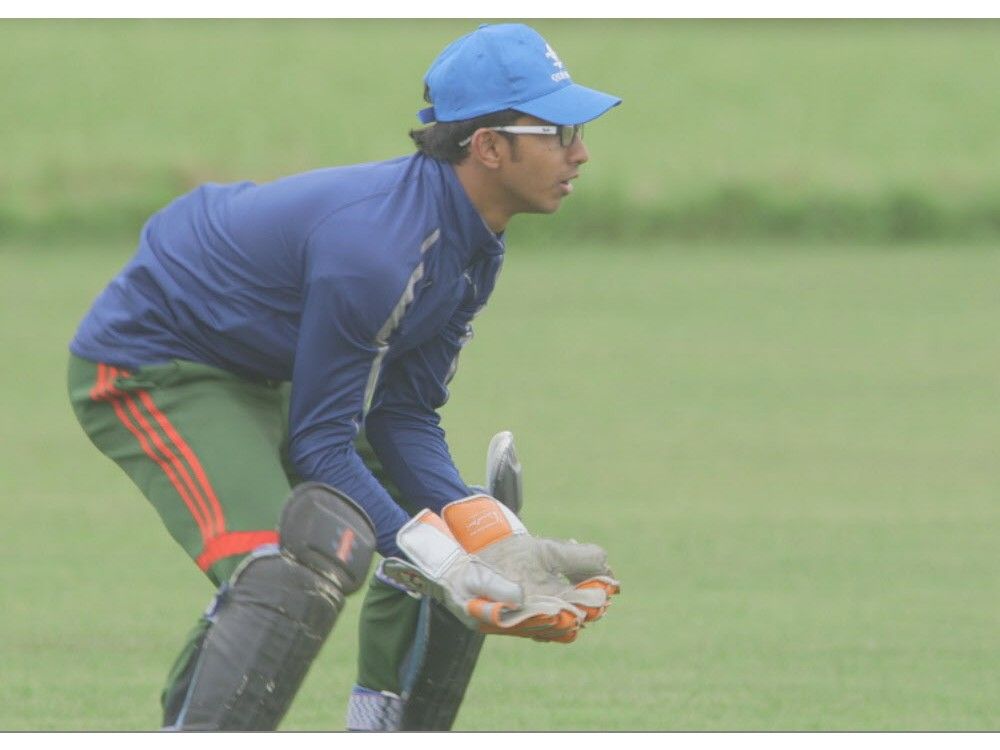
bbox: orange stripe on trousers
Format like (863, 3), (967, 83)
(94, 364), (215, 544)
(136, 389), (226, 539)
(195, 530), (280, 572)
(117, 383), (221, 540)
(93, 363), (275, 572)
(91, 363), (125, 401)
(107, 393), (214, 545)
(89, 363), (105, 401)
(110, 366), (223, 537)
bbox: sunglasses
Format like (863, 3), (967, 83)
(458, 124), (584, 149)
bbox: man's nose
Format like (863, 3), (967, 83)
(568, 137), (589, 165)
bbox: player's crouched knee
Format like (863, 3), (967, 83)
(280, 481), (376, 595)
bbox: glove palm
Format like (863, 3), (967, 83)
(442, 496), (620, 640)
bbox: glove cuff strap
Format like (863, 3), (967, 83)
(394, 510), (462, 577)
(442, 494), (526, 553)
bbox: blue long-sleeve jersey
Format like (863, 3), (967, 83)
(70, 153), (505, 558)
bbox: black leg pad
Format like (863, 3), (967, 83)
(281, 482), (376, 594)
(168, 554), (341, 730)
(399, 601), (486, 730)
(166, 483), (376, 730)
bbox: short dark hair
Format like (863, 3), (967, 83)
(409, 86), (522, 163)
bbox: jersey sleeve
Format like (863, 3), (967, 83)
(286, 261), (411, 559)
(362, 298), (480, 514)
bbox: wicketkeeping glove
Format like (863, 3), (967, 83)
(379, 510), (584, 636)
(442, 495), (621, 641)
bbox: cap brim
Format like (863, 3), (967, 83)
(513, 83), (622, 126)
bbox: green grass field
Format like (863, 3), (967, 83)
(4, 19), (1000, 240)
(2, 240), (998, 730)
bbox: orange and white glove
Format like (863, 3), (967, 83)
(442, 495), (621, 642)
(379, 510), (586, 636)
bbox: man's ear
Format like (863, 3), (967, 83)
(467, 129), (504, 170)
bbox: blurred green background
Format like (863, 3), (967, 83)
(1, 19), (998, 730)
(3, 18), (1000, 242)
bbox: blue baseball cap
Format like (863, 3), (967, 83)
(417, 23), (622, 126)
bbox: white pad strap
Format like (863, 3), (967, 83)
(346, 686), (404, 731)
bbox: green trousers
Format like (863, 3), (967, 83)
(67, 354), (420, 701)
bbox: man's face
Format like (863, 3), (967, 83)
(495, 115), (590, 217)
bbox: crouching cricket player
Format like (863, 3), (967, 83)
(67, 23), (621, 730)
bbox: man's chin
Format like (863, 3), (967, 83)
(533, 198), (564, 215)
(512, 196), (565, 218)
